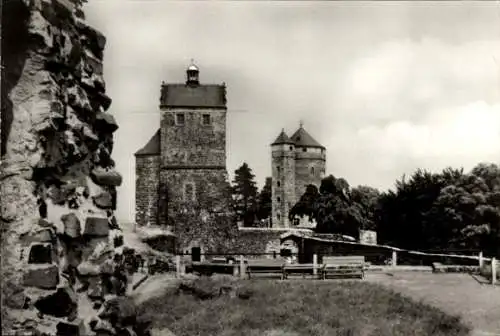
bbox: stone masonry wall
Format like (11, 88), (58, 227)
(0, 2), (146, 335)
(294, 150), (326, 202)
(160, 168), (237, 253)
(271, 145), (295, 228)
(160, 107), (227, 168)
(135, 155), (160, 226)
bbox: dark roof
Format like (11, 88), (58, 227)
(290, 126), (325, 149)
(160, 84), (226, 108)
(134, 129), (160, 156)
(271, 129), (294, 145)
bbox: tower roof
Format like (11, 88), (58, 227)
(134, 129), (160, 156)
(290, 126), (325, 149)
(271, 129), (294, 145)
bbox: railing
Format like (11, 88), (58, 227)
(168, 250), (499, 285)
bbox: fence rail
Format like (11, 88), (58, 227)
(169, 250), (499, 286)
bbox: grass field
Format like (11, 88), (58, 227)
(137, 277), (470, 336)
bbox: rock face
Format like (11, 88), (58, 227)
(0, 1), (145, 335)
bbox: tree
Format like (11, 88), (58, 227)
(256, 177), (272, 222)
(231, 163), (258, 226)
(349, 185), (380, 231)
(289, 184), (319, 223)
(289, 175), (370, 238)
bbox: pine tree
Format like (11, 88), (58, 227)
(256, 177), (272, 222)
(232, 163), (258, 226)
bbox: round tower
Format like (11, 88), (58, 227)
(290, 124), (326, 202)
(271, 129), (296, 228)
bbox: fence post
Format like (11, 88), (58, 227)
(239, 255), (245, 280)
(176, 255), (181, 278)
(479, 251), (484, 268)
(392, 251), (397, 267)
(492, 257), (497, 286)
(313, 254), (318, 276)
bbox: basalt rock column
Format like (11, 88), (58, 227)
(1, 1), (123, 335)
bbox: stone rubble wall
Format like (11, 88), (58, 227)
(1, 1), (149, 335)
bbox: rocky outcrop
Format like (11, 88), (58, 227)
(1, 1), (149, 335)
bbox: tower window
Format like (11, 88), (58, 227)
(277, 214), (281, 221)
(277, 181), (281, 187)
(202, 114), (211, 125)
(175, 113), (185, 126)
(277, 197), (281, 203)
(183, 182), (195, 202)
(302, 148), (307, 152)
(289, 146), (293, 151)
(311, 167), (315, 175)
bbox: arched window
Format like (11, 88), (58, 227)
(277, 213), (281, 221)
(277, 181), (281, 187)
(277, 197), (281, 203)
(311, 167), (315, 176)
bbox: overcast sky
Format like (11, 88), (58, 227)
(84, 1), (500, 222)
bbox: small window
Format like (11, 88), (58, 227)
(202, 114), (211, 125)
(311, 167), (315, 175)
(175, 113), (185, 125)
(277, 197), (281, 203)
(277, 214), (281, 221)
(289, 146), (293, 151)
(302, 148), (307, 152)
(183, 182), (195, 201)
(277, 181), (281, 187)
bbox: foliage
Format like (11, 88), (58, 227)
(170, 175), (239, 254)
(377, 163), (500, 257)
(255, 177), (272, 222)
(231, 163), (258, 226)
(137, 279), (470, 336)
(289, 175), (380, 237)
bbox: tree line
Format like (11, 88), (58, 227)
(231, 161), (500, 257)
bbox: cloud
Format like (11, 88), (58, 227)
(327, 38), (500, 190)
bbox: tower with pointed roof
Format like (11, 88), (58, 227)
(134, 62), (229, 253)
(270, 124), (326, 227)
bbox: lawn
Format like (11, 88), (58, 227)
(137, 277), (470, 336)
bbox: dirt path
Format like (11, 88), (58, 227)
(366, 272), (500, 336)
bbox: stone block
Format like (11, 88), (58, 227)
(90, 167), (122, 187)
(28, 243), (53, 264)
(84, 216), (109, 237)
(56, 318), (85, 336)
(23, 264), (59, 289)
(34, 286), (78, 318)
(61, 212), (81, 238)
(77, 261), (100, 276)
(95, 112), (118, 133)
(93, 192), (113, 209)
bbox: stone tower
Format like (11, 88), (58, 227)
(271, 130), (296, 228)
(135, 62), (228, 251)
(270, 124), (326, 227)
(158, 62), (228, 230)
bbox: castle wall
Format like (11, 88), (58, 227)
(135, 155), (160, 226)
(294, 149), (326, 200)
(271, 145), (295, 227)
(160, 107), (226, 168)
(160, 168), (232, 252)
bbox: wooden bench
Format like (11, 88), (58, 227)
(191, 262), (237, 276)
(321, 256), (365, 280)
(246, 259), (285, 279)
(283, 263), (321, 279)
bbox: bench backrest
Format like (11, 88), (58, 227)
(247, 259), (285, 267)
(323, 256), (365, 265)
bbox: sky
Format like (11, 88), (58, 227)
(84, 1), (500, 222)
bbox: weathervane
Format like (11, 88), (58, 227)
(299, 120), (304, 128)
